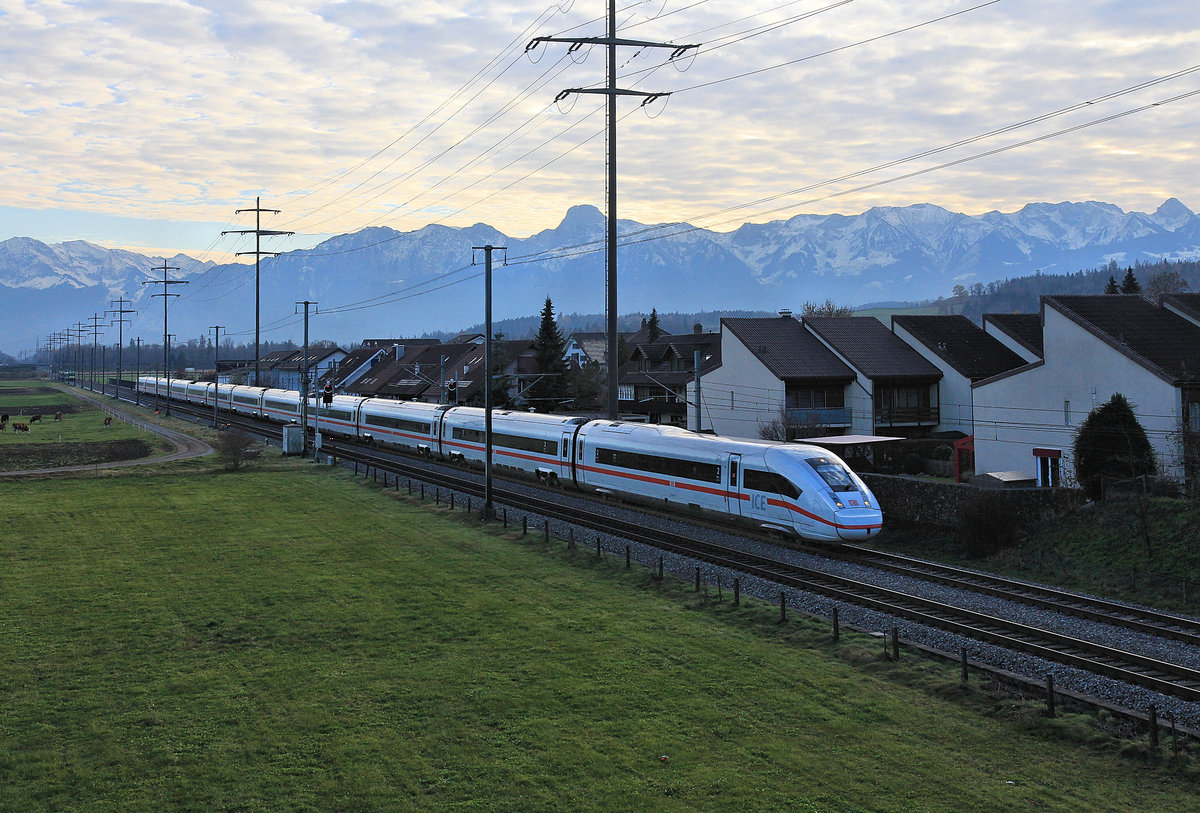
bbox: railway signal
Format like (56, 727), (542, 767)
(323, 383), (333, 405)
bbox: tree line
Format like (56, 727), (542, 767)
(954, 258), (1199, 319)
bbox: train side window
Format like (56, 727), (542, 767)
(562, 438), (568, 458)
(744, 468), (802, 499)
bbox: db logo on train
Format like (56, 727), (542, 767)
(848, 499), (859, 506)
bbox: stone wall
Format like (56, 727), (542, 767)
(862, 473), (1082, 530)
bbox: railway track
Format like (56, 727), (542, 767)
(143, 396), (1200, 705)
(320, 439), (1200, 704)
(832, 545), (1200, 647)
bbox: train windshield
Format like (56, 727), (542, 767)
(806, 457), (857, 492)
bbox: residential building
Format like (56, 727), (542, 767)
(972, 295), (1200, 487)
(320, 346), (389, 391)
(617, 326), (720, 426)
(983, 312), (1043, 364)
(891, 315), (1026, 435)
(267, 347), (347, 392)
(803, 316), (944, 437)
(694, 315), (855, 439)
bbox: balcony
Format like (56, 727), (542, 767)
(875, 405), (939, 426)
(786, 407), (852, 427)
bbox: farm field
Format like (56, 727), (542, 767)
(1, 461), (1196, 810)
(0, 381), (171, 471)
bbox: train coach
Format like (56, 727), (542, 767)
(135, 377), (881, 542)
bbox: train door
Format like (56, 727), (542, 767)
(560, 432), (573, 483)
(726, 453), (743, 517)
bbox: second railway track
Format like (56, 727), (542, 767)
(153, 396), (1200, 708)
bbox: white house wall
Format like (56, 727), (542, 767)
(891, 324), (973, 434)
(973, 307), (1184, 483)
(690, 332), (782, 439)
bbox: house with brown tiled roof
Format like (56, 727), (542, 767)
(803, 315), (943, 437)
(696, 315), (855, 438)
(320, 346), (390, 390)
(616, 326), (720, 427)
(972, 295), (1200, 487)
(983, 312), (1043, 363)
(891, 315), (1026, 434)
(267, 346), (347, 392)
(1164, 293), (1200, 327)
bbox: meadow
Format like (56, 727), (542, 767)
(0, 382), (170, 470)
(1, 458), (1196, 811)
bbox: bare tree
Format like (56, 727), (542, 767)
(217, 429), (258, 471)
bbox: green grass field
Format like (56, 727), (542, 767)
(0, 383), (171, 470)
(1, 461), (1195, 811)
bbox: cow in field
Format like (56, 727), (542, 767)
(103, 416), (113, 427)
(30, 414), (42, 423)
(54, 412), (63, 421)
(12, 422), (30, 433)
(1, 414), (8, 424)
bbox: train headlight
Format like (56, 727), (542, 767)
(827, 490), (845, 510)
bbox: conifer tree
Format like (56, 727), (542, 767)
(1073, 393), (1156, 500)
(1120, 266), (1142, 294)
(647, 308), (663, 341)
(1104, 275), (1120, 294)
(529, 297), (569, 411)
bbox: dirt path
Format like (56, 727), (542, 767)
(0, 387), (213, 478)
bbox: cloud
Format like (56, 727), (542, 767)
(0, 0), (1195, 249)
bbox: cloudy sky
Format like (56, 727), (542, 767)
(2, 0), (1196, 262)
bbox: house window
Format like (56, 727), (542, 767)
(1033, 448), (1061, 488)
(787, 385), (844, 410)
(1063, 400), (1070, 426)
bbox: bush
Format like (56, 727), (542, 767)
(902, 453), (925, 475)
(1074, 393), (1155, 501)
(958, 492), (1020, 556)
(217, 429), (258, 471)
(931, 445), (953, 461)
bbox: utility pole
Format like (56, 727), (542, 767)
(134, 337), (142, 406)
(73, 323), (87, 386)
(86, 314), (105, 393)
(108, 297), (136, 400)
(473, 244), (506, 520)
(530, 5), (697, 420)
(47, 333), (65, 380)
(294, 301), (317, 451)
(223, 198), (293, 386)
(210, 325), (225, 428)
(142, 261), (187, 416)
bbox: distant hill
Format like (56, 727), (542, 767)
(956, 258), (1200, 319)
(4, 197), (1199, 355)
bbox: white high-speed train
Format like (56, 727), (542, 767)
(137, 377), (882, 542)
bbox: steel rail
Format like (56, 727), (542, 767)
(148, 398), (1200, 703)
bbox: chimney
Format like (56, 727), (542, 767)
(693, 323), (703, 334)
(393, 344), (404, 361)
(779, 309), (792, 318)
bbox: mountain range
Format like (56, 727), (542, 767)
(3, 198), (1199, 355)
